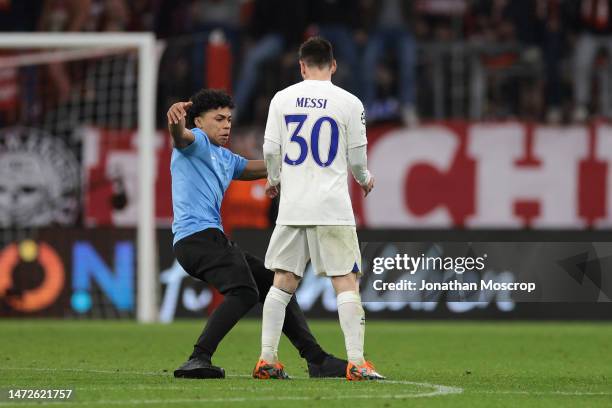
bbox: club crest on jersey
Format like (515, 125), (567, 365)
(296, 97), (328, 109)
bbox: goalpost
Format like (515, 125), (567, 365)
(0, 33), (159, 322)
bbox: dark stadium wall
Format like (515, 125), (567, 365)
(232, 228), (612, 320)
(1, 228), (611, 321)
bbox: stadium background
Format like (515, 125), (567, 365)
(1, 0), (612, 323)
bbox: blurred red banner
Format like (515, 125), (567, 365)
(83, 122), (612, 229)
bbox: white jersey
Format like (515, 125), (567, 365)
(264, 80), (367, 225)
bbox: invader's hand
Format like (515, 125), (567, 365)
(167, 101), (193, 125)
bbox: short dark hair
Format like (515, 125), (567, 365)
(298, 36), (334, 69)
(187, 89), (234, 126)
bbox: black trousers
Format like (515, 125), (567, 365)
(173, 228), (324, 363)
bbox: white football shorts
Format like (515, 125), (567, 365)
(264, 225), (362, 277)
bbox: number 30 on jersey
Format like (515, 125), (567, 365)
(284, 114), (338, 167)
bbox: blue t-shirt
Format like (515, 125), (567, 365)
(171, 128), (248, 245)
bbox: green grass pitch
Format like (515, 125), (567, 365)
(0, 320), (610, 407)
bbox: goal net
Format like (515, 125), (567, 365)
(0, 33), (158, 322)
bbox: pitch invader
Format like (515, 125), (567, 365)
(253, 37), (384, 381)
(168, 89), (348, 380)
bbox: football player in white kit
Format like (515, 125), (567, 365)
(253, 37), (384, 381)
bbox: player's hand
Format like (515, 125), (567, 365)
(265, 181), (279, 198)
(167, 101), (193, 125)
(361, 175), (374, 197)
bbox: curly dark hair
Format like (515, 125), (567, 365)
(187, 89), (234, 127)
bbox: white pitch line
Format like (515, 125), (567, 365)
(3, 367), (610, 399)
(227, 373), (463, 397)
(0, 366), (463, 404)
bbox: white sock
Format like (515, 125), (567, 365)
(260, 286), (292, 363)
(337, 291), (365, 365)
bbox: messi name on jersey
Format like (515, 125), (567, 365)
(296, 97), (328, 109)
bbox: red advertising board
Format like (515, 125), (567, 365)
(351, 122), (612, 228)
(83, 122), (612, 229)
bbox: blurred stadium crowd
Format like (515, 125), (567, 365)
(2, 0), (612, 125)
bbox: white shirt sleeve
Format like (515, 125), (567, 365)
(264, 94), (282, 145)
(263, 139), (281, 186)
(347, 98), (367, 149)
(263, 95), (283, 186)
(348, 144), (371, 186)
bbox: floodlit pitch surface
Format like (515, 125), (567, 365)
(0, 320), (610, 407)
